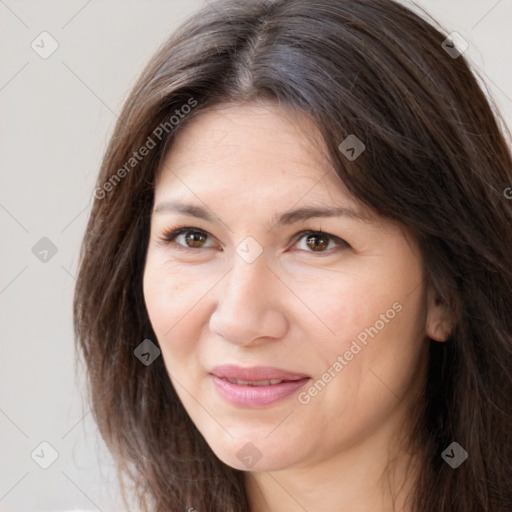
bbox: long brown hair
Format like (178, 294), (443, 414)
(73, 0), (512, 510)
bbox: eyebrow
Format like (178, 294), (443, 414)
(153, 200), (375, 228)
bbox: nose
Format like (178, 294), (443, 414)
(208, 251), (289, 347)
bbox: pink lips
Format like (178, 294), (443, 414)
(210, 364), (310, 407)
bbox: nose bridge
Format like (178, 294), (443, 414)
(223, 249), (272, 316)
(209, 248), (287, 345)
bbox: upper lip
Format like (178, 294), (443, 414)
(210, 364), (310, 382)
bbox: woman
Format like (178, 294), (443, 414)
(73, 0), (512, 510)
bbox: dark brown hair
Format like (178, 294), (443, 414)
(73, 0), (512, 510)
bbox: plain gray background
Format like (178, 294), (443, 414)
(1, 1), (511, 511)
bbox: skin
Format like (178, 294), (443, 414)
(143, 101), (451, 512)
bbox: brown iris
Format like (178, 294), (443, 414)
(185, 230), (208, 248)
(305, 233), (329, 251)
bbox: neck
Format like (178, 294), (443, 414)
(244, 402), (422, 512)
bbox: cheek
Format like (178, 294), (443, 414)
(313, 262), (426, 387)
(143, 258), (206, 335)
(143, 273), (176, 335)
(330, 290), (427, 407)
(308, 270), (389, 351)
(143, 259), (222, 378)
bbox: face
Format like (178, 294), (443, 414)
(143, 102), (443, 472)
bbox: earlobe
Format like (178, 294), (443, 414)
(428, 318), (453, 342)
(426, 289), (453, 342)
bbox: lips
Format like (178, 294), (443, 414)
(210, 364), (309, 383)
(210, 365), (311, 407)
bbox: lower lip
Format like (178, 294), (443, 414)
(211, 375), (310, 407)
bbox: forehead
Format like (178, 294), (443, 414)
(155, 102), (358, 208)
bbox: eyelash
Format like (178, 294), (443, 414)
(156, 225), (350, 255)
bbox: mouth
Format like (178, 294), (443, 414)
(222, 377), (303, 386)
(209, 365), (311, 407)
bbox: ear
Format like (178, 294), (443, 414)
(426, 287), (453, 342)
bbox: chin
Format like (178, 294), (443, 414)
(206, 432), (301, 472)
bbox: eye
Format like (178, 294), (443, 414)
(156, 226), (350, 254)
(157, 226), (215, 251)
(294, 230), (350, 254)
